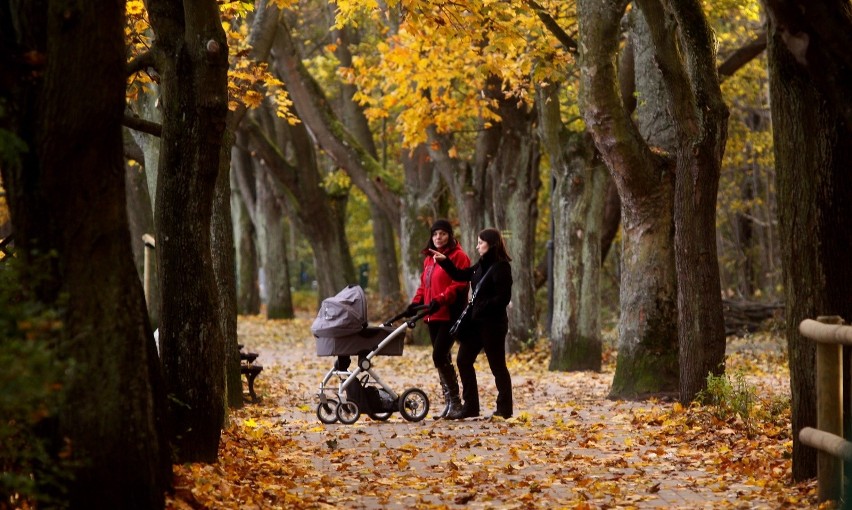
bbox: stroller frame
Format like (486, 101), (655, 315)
(315, 306), (431, 424)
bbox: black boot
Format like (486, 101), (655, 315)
(439, 365), (465, 420)
(433, 376), (450, 420)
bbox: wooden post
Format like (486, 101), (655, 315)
(142, 234), (156, 310)
(816, 315), (844, 503)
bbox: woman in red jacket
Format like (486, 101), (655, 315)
(406, 219), (471, 419)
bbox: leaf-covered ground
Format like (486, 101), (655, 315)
(167, 315), (825, 509)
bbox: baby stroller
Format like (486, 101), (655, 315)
(312, 285), (431, 424)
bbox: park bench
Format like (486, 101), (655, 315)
(238, 344), (263, 402)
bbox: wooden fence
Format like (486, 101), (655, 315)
(798, 316), (852, 503)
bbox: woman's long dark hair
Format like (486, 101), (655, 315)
(478, 228), (512, 262)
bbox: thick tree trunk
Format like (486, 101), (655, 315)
(539, 84), (606, 371)
(487, 94), (541, 352)
(766, 5), (852, 480)
(0, 0), (170, 505)
(636, 0), (729, 402)
(148, 0), (228, 462)
(610, 187), (679, 399)
(578, 0), (680, 399)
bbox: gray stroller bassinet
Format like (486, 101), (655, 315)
(312, 285), (430, 424)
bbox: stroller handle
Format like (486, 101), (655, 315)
(383, 304), (429, 326)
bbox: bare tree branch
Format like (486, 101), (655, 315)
(718, 31), (767, 79)
(123, 113), (162, 137)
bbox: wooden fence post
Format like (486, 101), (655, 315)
(142, 234), (156, 310)
(816, 315), (844, 502)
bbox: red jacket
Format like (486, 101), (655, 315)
(412, 243), (471, 323)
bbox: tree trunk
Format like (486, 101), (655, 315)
(636, 0), (729, 402)
(212, 132), (242, 408)
(538, 84), (607, 371)
(245, 111), (356, 299)
(231, 134), (261, 314)
(257, 169), (294, 319)
(578, 0), (680, 399)
(272, 15), (401, 227)
(765, 2), (852, 480)
(488, 95), (541, 352)
(148, 0), (228, 462)
(0, 0), (170, 505)
(399, 145), (444, 301)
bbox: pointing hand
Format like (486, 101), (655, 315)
(429, 249), (447, 262)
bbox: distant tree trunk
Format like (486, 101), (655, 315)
(427, 123), (494, 257)
(579, 0), (680, 399)
(600, 179), (621, 264)
(488, 92), (541, 352)
(212, 132), (241, 408)
(334, 23), (402, 302)
(257, 169), (293, 319)
(148, 0), (228, 462)
(231, 134), (261, 314)
(539, 84), (607, 371)
(400, 145), (443, 300)
(273, 15), (401, 229)
(0, 0), (170, 505)
(765, 1), (852, 480)
(245, 112), (356, 299)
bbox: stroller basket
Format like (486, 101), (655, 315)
(315, 326), (403, 356)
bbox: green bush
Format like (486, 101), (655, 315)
(0, 253), (72, 508)
(696, 370), (757, 433)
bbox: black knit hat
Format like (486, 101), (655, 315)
(430, 219), (453, 237)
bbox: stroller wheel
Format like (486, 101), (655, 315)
(337, 401), (361, 424)
(317, 399), (339, 424)
(398, 388), (430, 422)
(367, 411), (392, 421)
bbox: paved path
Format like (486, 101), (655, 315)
(239, 317), (813, 509)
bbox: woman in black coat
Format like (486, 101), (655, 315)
(430, 228), (514, 419)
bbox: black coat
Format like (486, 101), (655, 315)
(438, 252), (512, 323)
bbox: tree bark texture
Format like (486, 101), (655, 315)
(636, 0), (729, 403)
(766, 4), (852, 480)
(538, 84), (606, 371)
(257, 168), (294, 319)
(578, 0), (680, 398)
(488, 94), (541, 352)
(1, 0), (170, 505)
(148, 0), (228, 462)
(230, 139), (261, 315)
(211, 131), (242, 408)
(427, 125), (494, 257)
(400, 145), (444, 301)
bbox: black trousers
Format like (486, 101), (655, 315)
(427, 321), (455, 368)
(456, 319), (512, 415)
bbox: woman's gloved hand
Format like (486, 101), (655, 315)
(404, 302), (422, 317)
(427, 301), (440, 314)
